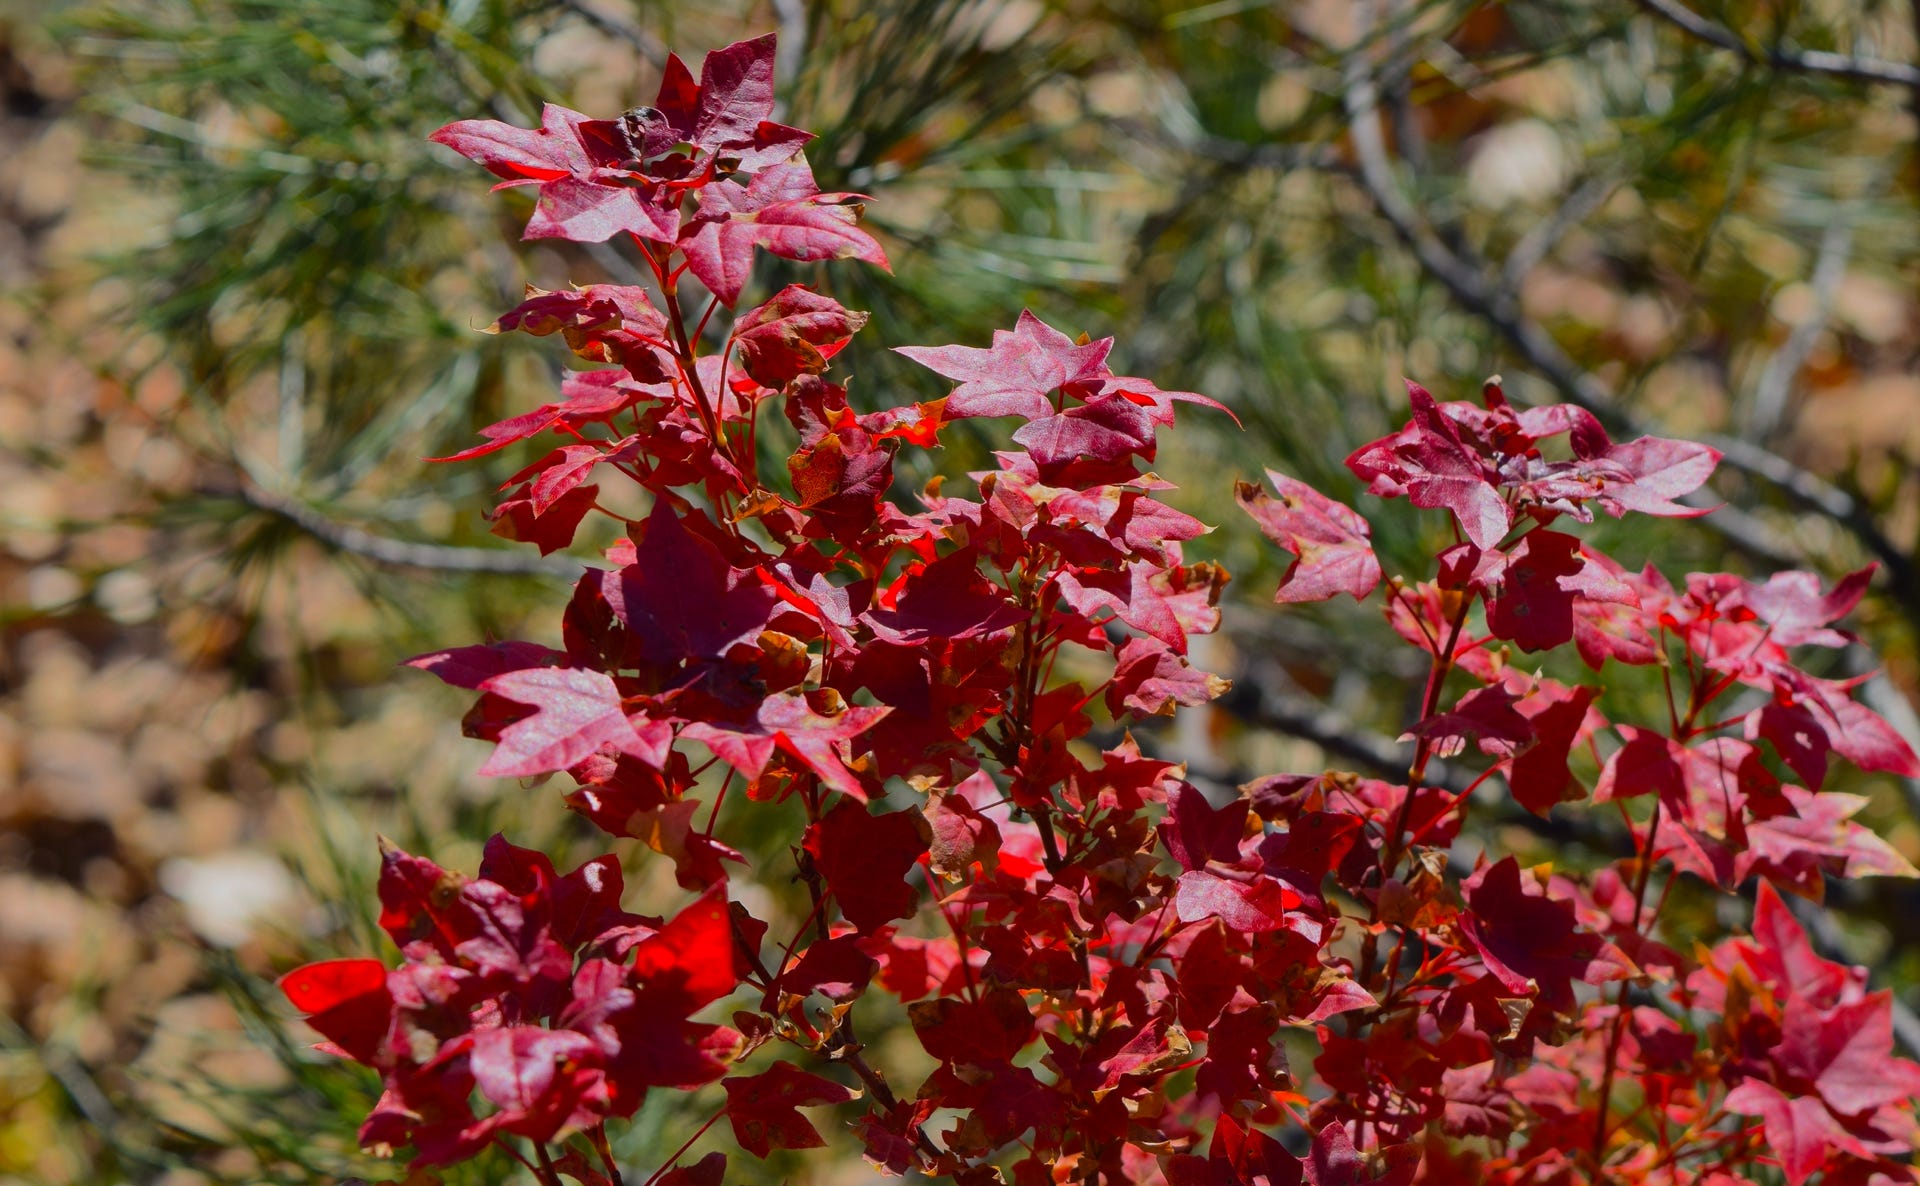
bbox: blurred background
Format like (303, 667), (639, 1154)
(3, 0), (1919, 1181)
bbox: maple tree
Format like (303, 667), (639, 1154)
(282, 33), (1920, 1186)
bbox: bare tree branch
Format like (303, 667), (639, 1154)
(237, 483), (582, 578)
(1631, 0), (1920, 87)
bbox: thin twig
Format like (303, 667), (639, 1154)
(1630, 0), (1920, 88)
(235, 482), (581, 577)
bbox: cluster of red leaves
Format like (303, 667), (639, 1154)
(282, 33), (1920, 1186)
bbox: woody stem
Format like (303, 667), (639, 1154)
(1590, 792), (1665, 1174)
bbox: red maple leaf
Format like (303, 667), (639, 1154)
(476, 667), (672, 777)
(680, 160), (888, 306)
(489, 284), (676, 381)
(1505, 682), (1600, 815)
(1237, 469), (1382, 603)
(1108, 636), (1231, 719)
(621, 33), (811, 175)
(604, 504), (780, 669)
(1458, 857), (1630, 1011)
(684, 692), (890, 799)
(1347, 380), (1509, 550)
(896, 309), (1112, 420)
(722, 1061), (856, 1157)
(280, 958), (391, 1063)
(430, 103), (681, 243)
(1737, 566), (1874, 649)
(802, 799), (930, 933)
(731, 284), (868, 387)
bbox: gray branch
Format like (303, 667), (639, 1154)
(1631, 0), (1920, 87)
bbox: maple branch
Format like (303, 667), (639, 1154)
(588, 1124), (626, 1186)
(638, 1106), (727, 1186)
(1629, 0), (1920, 88)
(1592, 794), (1666, 1169)
(827, 1012), (946, 1166)
(534, 1139), (563, 1186)
(234, 482), (580, 577)
(1338, 38), (1920, 618)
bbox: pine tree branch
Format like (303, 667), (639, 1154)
(554, 0), (666, 67)
(236, 483), (582, 578)
(1630, 0), (1920, 88)
(1337, 37), (1919, 616)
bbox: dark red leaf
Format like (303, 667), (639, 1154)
(803, 800), (930, 933)
(722, 1062), (855, 1158)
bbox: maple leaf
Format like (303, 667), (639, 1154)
(776, 934), (878, 1002)
(1505, 683), (1599, 815)
(1304, 1122), (1416, 1186)
(803, 799), (930, 933)
(489, 481), (600, 555)
(683, 692), (890, 799)
(429, 368), (652, 464)
(1741, 785), (1919, 891)
(1749, 664), (1920, 787)
(1458, 858), (1630, 1011)
(627, 883), (743, 1016)
(862, 548), (1024, 645)
(731, 284), (868, 387)
(476, 667), (672, 777)
(1483, 530), (1635, 653)
(1160, 781), (1250, 872)
(1010, 394), (1159, 483)
(1108, 636), (1231, 719)
(469, 1025), (606, 1142)
(1721, 1080), (1848, 1186)
(896, 310), (1112, 420)
(490, 283), (676, 381)
(1776, 991), (1920, 1115)
(478, 835), (658, 954)
(1347, 380), (1509, 550)
(1737, 879), (1859, 1005)
(1737, 566), (1874, 649)
(622, 34), (811, 174)
(1236, 469), (1382, 603)
(909, 987), (1035, 1064)
(680, 160), (888, 306)
(604, 504), (780, 669)
(1591, 434), (1721, 517)
(430, 103), (681, 243)
(1174, 869), (1302, 934)
(280, 958), (391, 1063)
(1404, 686), (1533, 758)
(923, 783), (1002, 881)
(722, 1062), (855, 1157)
(404, 640), (566, 690)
